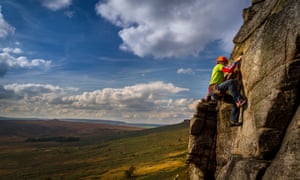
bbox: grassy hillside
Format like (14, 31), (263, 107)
(0, 120), (190, 179)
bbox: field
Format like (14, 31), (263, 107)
(0, 120), (190, 179)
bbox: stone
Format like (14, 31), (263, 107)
(216, 155), (269, 180)
(187, 101), (217, 179)
(188, 0), (300, 179)
(262, 106), (300, 180)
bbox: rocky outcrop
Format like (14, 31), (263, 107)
(186, 100), (218, 179)
(187, 0), (300, 179)
(263, 105), (300, 179)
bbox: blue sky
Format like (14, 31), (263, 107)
(0, 0), (250, 124)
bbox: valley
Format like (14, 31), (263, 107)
(0, 119), (189, 179)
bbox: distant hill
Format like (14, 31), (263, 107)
(0, 119), (144, 137)
(60, 118), (164, 128)
(0, 116), (163, 128)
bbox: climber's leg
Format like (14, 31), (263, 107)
(223, 94), (242, 126)
(216, 79), (239, 101)
(216, 79), (246, 107)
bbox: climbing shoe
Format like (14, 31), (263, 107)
(230, 121), (242, 127)
(236, 99), (246, 108)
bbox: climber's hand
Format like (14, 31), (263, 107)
(235, 55), (242, 63)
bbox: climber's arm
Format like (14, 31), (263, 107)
(222, 62), (237, 73)
(222, 55), (242, 73)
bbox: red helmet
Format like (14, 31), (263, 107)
(216, 56), (228, 63)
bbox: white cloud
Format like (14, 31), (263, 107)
(0, 47), (51, 77)
(2, 47), (23, 54)
(177, 68), (194, 75)
(41, 0), (72, 11)
(0, 6), (15, 38)
(3, 83), (72, 98)
(62, 81), (189, 109)
(0, 81), (194, 123)
(96, 0), (249, 58)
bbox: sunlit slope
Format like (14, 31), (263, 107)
(0, 120), (189, 179)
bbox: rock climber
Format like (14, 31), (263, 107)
(206, 55), (246, 126)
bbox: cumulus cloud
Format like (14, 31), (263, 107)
(0, 81), (194, 123)
(0, 47), (51, 77)
(3, 83), (74, 98)
(2, 47), (23, 54)
(0, 6), (15, 38)
(61, 81), (189, 110)
(96, 0), (249, 58)
(177, 68), (194, 75)
(41, 0), (72, 11)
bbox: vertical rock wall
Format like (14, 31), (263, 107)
(186, 100), (217, 179)
(188, 0), (300, 179)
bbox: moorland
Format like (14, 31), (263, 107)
(0, 119), (189, 179)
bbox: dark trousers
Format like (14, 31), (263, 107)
(212, 79), (242, 122)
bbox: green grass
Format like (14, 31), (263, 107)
(0, 122), (190, 179)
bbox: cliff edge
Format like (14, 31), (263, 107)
(187, 0), (300, 179)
